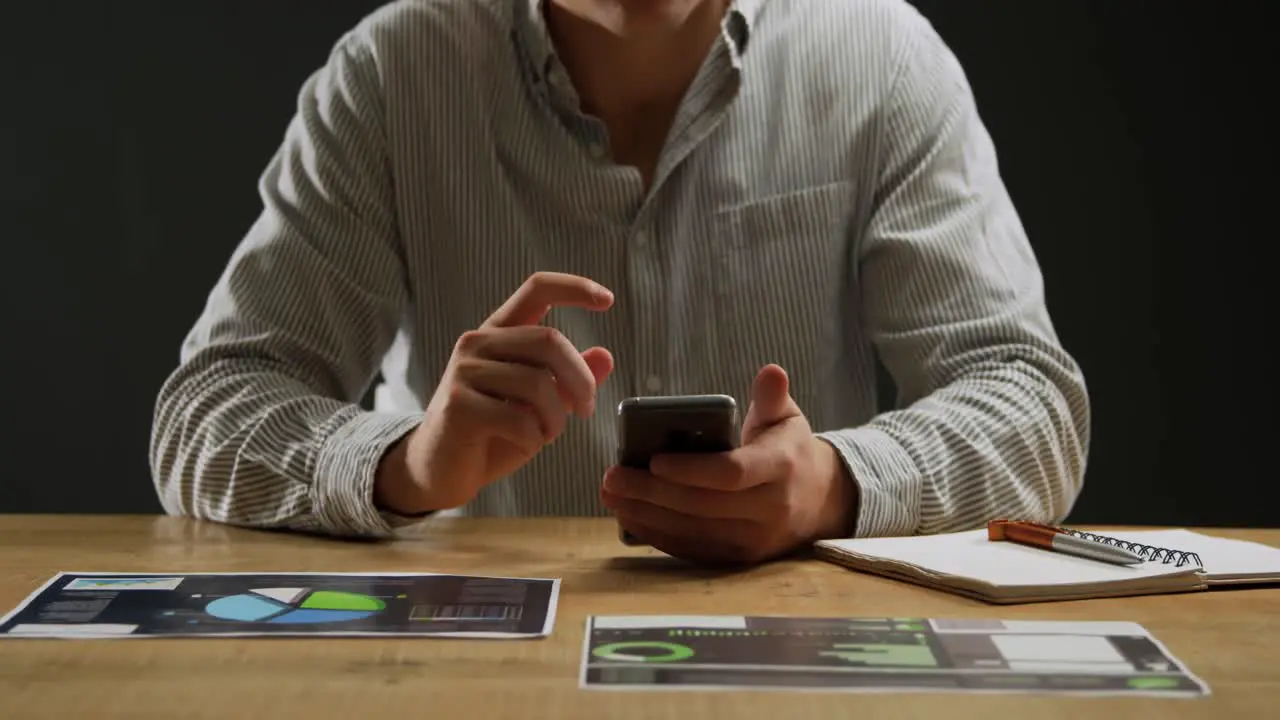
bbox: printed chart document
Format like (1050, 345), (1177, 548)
(0, 572), (559, 639)
(580, 615), (1208, 697)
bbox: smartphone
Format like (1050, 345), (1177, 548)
(614, 394), (739, 545)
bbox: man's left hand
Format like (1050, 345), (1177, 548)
(600, 364), (859, 564)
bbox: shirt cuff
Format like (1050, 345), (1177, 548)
(814, 426), (922, 538)
(313, 410), (427, 537)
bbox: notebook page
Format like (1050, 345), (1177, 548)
(819, 530), (1197, 588)
(1084, 529), (1280, 580)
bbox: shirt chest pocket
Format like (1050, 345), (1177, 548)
(708, 180), (854, 413)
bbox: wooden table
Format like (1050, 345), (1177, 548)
(0, 516), (1276, 718)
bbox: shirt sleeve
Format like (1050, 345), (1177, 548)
(815, 9), (1092, 537)
(149, 31), (426, 538)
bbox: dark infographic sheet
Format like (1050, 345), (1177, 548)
(581, 615), (1208, 697)
(0, 572), (559, 638)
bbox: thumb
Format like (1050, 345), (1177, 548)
(581, 346), (614, 386)
(742, 364), (802, 443)
(554, 347), (613, 416)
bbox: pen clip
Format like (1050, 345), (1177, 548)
(988, 518), (1063, 541)
(987, 518), (1015, 540)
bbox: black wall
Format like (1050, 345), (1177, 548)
(2, 2), (1273, 525)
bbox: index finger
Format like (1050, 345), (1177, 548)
(648, 447), (773, 492)
(485, 272), (614, 328)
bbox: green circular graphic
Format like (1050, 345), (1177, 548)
(591, 641), (695, 663)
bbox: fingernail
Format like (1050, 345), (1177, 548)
(602, 472), (619, 493)
(593, 285), (613, 302)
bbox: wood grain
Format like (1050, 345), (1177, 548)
(0, 516), (1276, 719)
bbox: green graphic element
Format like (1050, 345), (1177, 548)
(819, 643), (938, 667)
(1127, 677), (1179, 689)
(592, 641), (695, 663)
(300, 591), (386, 612)
(894, 622), (925, 631)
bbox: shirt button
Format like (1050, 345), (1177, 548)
(645, 375), (663, 393)
(634, 230), (650, 248)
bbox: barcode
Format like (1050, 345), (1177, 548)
(410, 604), (524, 622)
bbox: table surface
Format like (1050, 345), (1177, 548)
(0, 516), (1276, 719)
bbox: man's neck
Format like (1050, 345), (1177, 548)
(543, 0), (730, 122)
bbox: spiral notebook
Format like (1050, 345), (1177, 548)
(814, 526), (1280, 604)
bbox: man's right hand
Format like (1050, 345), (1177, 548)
(374, 272), (615, 514)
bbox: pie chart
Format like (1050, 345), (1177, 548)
(205, 588), (386, 624)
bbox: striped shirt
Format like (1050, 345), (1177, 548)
(149, 0), (1090, 539)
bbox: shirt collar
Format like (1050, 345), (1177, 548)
(513, 0), (762, 90)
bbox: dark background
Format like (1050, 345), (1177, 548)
(2, 2), (1273, 525)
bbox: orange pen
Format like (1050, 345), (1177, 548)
(987, 519), (1143, 566)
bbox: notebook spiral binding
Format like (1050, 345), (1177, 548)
(1054, 527), (1204, 568)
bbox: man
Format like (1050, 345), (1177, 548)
(150, 0), (1090, 563)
